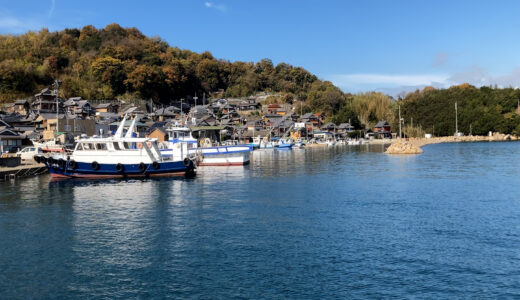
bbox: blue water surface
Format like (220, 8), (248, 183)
(1, 142), (519, 298)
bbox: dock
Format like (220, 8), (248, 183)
(0, 163), (48, 182)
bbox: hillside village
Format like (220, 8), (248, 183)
(0, 85), (393, 153)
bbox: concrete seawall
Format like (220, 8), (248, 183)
(0, 163), (48, 182)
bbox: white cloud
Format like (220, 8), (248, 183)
(204, 1), (227, 12)
(328, 66), (520, 97)
(48, 0), (55, 18)
(0, 16), (42, 33)
(328, 73), (448, 88)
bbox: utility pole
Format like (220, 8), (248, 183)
(54, 80), (60, 134)
(455, 101), (458, 135)
(180, 98), (184, 123)
(203, 92), (206, 106)
(398, 105), (402, 139)
(193, 93), (198, 107)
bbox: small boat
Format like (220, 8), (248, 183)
(294, 139), (305, 148)
(259, 139), (274, 149)
(276, 138), (293, 149)
(35, 116), (196, 179)
(31, 139), (65, 152)
(163, 124), (252, 166)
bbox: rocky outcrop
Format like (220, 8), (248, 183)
(385, 141), (423, 154)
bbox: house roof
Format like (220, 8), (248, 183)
(96, 103), (115, 109)
(322, 122), (337, 129)
(375, 120), (390, 127)
(14, 99), (28, 105)
(338, 123), (354, 129)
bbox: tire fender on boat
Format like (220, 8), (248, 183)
(91, 161), (100, 170)
(33, 155), (41, 163)
(183, 157), (190, 167)
(115, 163), (124, 173)
(138, 162), (146, 173)
(69, 160), (77, 170)
(152, 161), (160, 170)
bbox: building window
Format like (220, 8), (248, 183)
(75, 125), (81, 132)
(64, 124), (71, 131)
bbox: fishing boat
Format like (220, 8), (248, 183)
(259, 139), (275, 149)
(31, 139), (65, 152)
(276, 138), (293, 149)
(34, 116), (196, 179)
(294, 139), (305, 148)
(164, 124), (252, 166)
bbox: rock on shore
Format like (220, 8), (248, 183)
(385, 140), (423, 154)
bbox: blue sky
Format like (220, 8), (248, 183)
(1, 0), (520, 95)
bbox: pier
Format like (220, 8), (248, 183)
(0, 163), (48, 182)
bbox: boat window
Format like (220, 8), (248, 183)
(82, 143), (91, 150)
(96, 143), (107, 150)
(113, 142), (121, 150)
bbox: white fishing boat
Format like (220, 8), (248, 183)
(34, 116), (196, 178)
(163, 124), (252, 166)
(31, 139), (65, 152)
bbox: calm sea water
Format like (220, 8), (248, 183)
(1, 142), (520, 298)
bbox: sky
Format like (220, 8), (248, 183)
(1, 0), (520, 96)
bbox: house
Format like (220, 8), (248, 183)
(0, 119), (31, 152)
(95, 102), (120, 114)
(220, 103), (237, 114)
(238, 98), (261, 111)
(196, 115), (218, 126)
(374, 120), (391, 133)
(152, 106), (180, 122)
(0, 127), (25, 152)
(301, 112), (322, 128)
(263, 114), (283, 127)
(338, 123), (355, 132)
(6, 99), (30, 115)
(63, 98), (94, 117)
(267, 103), (281, 114)
(42, 117), (96, 141)
(246, 118), (264, 131)
(374, 120), (392, 138)
(147, 127), (168, 142)
(321, 122), (337, 132)
(32, 88), (64, 114)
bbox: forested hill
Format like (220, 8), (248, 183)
(0, 23), (341, 108)
(400, 85), (520, 136)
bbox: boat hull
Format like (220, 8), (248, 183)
(44, 160), (194, 179)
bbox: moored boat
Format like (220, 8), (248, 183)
(35, 116), (196, 179)
(163, 124), (252, 166)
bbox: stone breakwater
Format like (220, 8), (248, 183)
(385, 141), (423, 154)
(386, 133), (518, 154)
